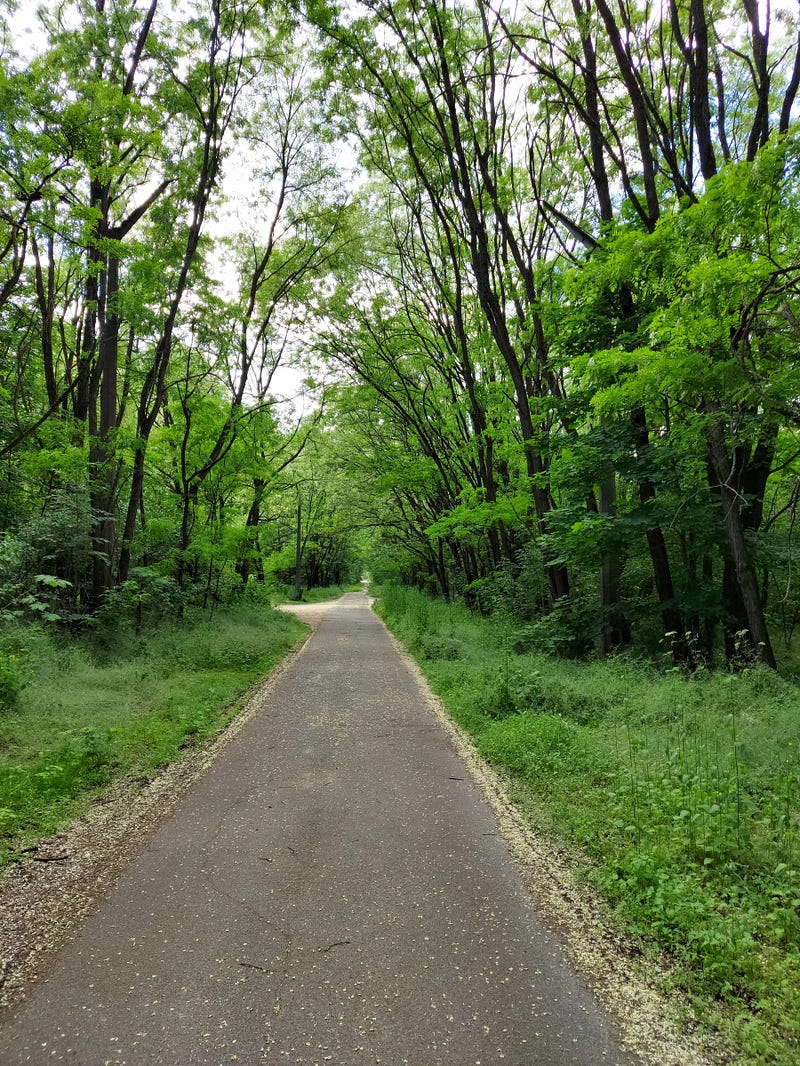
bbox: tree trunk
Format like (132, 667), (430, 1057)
(237, 478), (265, 585)
(294, 499), (303, 600)
(706, 416), (776, 667)
(91, 253), (121, 603)
(118, 446), (145, 585)
(631, 408), (687, 660)
(598, 464), (631, 655)
(437, 537), (450, 601)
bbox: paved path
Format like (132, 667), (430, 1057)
(0, 594), (632, 1065)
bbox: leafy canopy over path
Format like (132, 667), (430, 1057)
(0, 0), (799, 659)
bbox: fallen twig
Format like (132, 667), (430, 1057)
(319, 939), (350, 953)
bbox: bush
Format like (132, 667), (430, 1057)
(478, 712), (604, 779)
(0, 624), (38, 711)
(0, 488), (93, 623)
(484, 664), (544, 719)
(0, 603), (307, 863)
(98, 567), (185, 633)
(412, 633), (465, 661)
(0, 648), (27, 711)
(376, 581), (800, 1062)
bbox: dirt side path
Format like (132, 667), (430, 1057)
(0, 594), (708, 1065)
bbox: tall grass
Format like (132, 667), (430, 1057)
(277, 582), (363, 604)
(0, 604), (307, 864)
(377, 584), (800, 1065)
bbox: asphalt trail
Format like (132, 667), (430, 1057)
(0, 593), (633, 1065)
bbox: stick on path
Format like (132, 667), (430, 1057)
(0, 593), (633, 1065)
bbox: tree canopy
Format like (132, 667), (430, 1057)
(1, 0), (799, 667)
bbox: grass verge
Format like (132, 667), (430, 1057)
(274, 582), (363, 604)
(376, 583), (800, 1066)
(0, 604), (307, 866)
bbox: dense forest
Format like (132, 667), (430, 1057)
(2, 3), (800, 1059)
(2, 0), (799, 668)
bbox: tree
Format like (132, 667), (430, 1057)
(316, 0), (573, 603)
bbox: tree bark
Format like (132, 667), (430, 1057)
(294, 499), (303, 600)
(705, 413), (776, 667)
(598, 464), (631, 654)
(631, 407), (687, 659)
(91, 253), (120, 603)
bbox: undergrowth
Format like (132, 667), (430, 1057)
(376, 583), (800, 1066)
(0, 604), (307, 865)
(274, 582), (362, 604)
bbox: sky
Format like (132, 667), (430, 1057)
(3, 0), (323, 422)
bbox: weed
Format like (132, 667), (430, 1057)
(0, 604), (306, 863)
(376, 582), (800, 1064)
(478, 713), (603, 779)
(412, 633), (465, 662)
(273, 583), (362, 605)
(0, 648), (27, 711)
(485, 662), (543, 719)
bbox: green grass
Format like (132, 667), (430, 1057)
(376, 583), (800, 1066)
(0, 604), (307, 864)
(274, 582), (363, 604)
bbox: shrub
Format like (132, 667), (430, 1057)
(0, 647), (27, 711)
(377, 581), (800, 1061)
(412, 633), (465, 661)
(0, 603), (307, 863)
(0, 624), (36, 711)
(477, 712), (602, 778)
(98, 567), (185, 633)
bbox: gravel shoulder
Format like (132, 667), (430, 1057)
(384, 629), (724, 1066)
(0, 639), (308, 1014)
(0, 596), (725, 1064)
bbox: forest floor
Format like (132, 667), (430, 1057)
(0, 592), (713, 1065)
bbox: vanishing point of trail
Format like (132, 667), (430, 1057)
(0, 593), (632, 1065)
